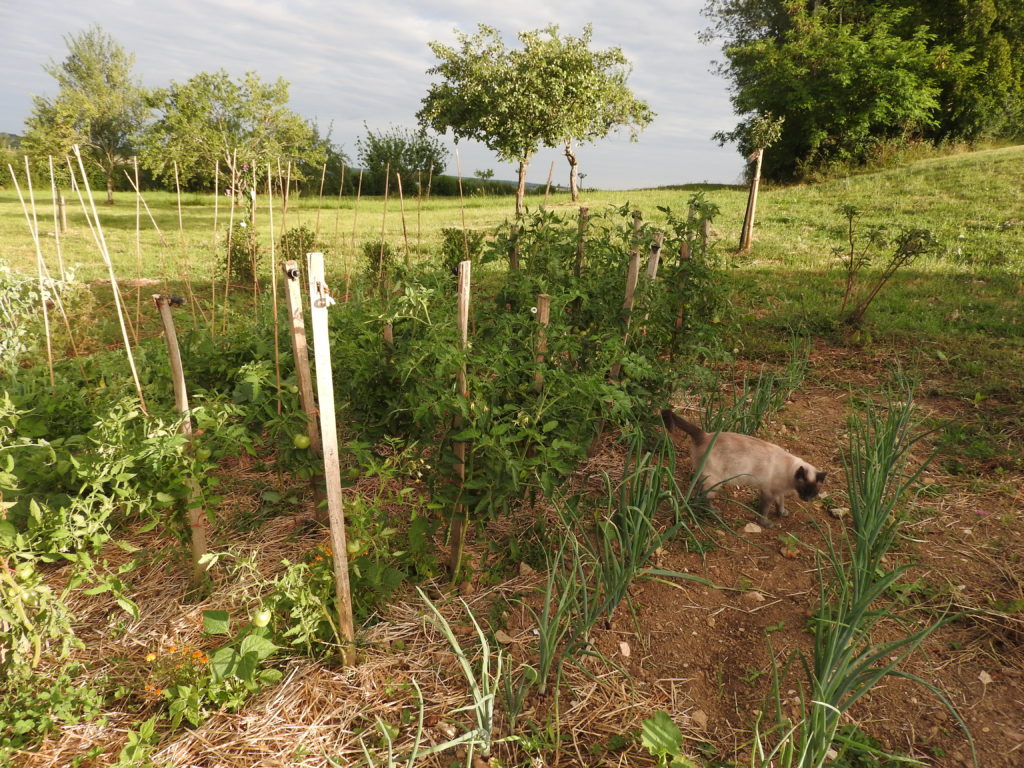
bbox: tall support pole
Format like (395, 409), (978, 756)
(282, 259), (325, 510)
(306, 253), (356, 664)
(154, 295), (208, 584)
(449, 260), (472, 580)
(533, 293), (551, 392)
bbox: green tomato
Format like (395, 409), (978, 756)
(288, 384), (299, 394)
(252, 609), (272, 628)
(292, 433), (312, 450)
(195, 447), (212, 461)
(346, 539), (363, 556)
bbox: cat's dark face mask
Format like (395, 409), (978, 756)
(795, 466), (827, 501)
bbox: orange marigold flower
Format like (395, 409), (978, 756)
(200, 655), (210, 663)
(324, 546), (332, 555)
(168, 644), (178, 653)
(145, 652), (157, 662)
(314, 555), (323, 562)
(192, 650), (203, 659)
(154, 688), (163, 695)
(144, 684), (154, 692)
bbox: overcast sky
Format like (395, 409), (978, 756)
(0, 0), (746, 190)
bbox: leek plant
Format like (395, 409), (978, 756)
(756, 389), (974, 767)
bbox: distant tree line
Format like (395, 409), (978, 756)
(703, 0), (1024, 180)
(15, 22), (653, 206)
(14, 26), (461, 201)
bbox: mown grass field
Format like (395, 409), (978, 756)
(4, 144), (1021, 397)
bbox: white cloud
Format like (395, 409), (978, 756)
(0, 0), (745, 187)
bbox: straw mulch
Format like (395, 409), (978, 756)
(17, 436), (711, 768)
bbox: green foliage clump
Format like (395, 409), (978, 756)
(440, 227), (487, 275)
(0, 663), (103, 761)
(704, 1), (1024, 179)
(362, 239), (396, 293)
(278, 225), (326, 266)
(220, 221), (262, 288)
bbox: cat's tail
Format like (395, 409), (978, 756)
(660, 409), (705, 441)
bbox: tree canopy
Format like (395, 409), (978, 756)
(356, 124), (448, 195)
(703, 0), (1024, 180)
(22, 25), (148, 203)
(418, 24), (653, 213)
(139, 70), (325, 190)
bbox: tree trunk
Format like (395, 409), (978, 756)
(105, 170), (115, 205)
(515, 158), (529, 217)
(565, 140), (579, 202)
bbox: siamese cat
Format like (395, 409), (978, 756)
(661, 409), (827, 527)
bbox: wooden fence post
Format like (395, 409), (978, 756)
(153, 294), (208, 584)
(450, 260), (472, 580)
(57, 194), (67, 234)
(306, 253), (356, 665)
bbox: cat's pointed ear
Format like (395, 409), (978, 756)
(795, 466), (807, 480)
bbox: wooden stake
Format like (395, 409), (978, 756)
(210, 159), (219, 335)
(455, 151), (469, 261)
(133, 157), (142, 341)
(306, 252), (356, 665)
(172, 161), (201, 325)
(646, 231), (665, 280)
(315, 162), (327, 237)
(333, 163), (346, 263)
(351, 169), (363, 256)
(396, 172), (410, 267)
(450, 259), (471, 580)
(9, 161), (55, 385)
(574, 207), (589, 280)
(281, 258), (325, 511)
(222, 150), (238, 333)
(281, 260), (323, 454)
(70, 146), (148, 415)
(153, 294), (208, 583)
(533, 293), (551, 391)
(48, 157), (66, 277)
(739, 147), (763, 252)
(267, 166), (282, 413)
(57, 192), (67, 234)
(543, 160), (554, 207)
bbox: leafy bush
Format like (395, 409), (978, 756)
(278, 225), (326, 279)
(362, 239), (396, 294)
(440, 227), (487, 275)
(219, 221), (262, 288)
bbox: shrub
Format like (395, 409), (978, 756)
(219, 222), (262, 288)
(362, 239), (396, 294)
(279, 225), (326, 267)
(440, 227), (486, 275)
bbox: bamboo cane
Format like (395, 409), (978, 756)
(69, 146), (147, 414)
(396, 172), (410, 267)
(267, 166), (282, 414)
(47, 157), (66, 279)
(315, 162), (327, 238)
(450, 259), (472, 580)
(9, 161), (54, 385)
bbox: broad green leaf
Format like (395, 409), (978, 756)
(203, 609), (231, 635)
